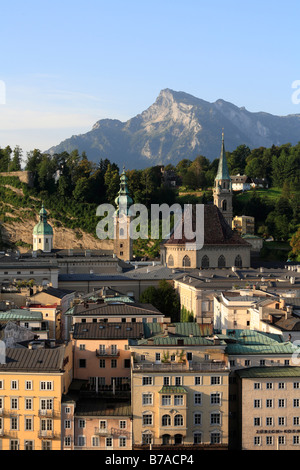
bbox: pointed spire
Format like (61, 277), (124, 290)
(216, 130), (230, 181)
(115, 167), (133, 215)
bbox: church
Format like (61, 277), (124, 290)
(161, 133), (251, 269)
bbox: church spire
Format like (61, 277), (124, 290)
(115, 167), (133, 216)
(216, 130), (230, 181)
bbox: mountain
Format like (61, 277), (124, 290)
(48, 89), (300, 169)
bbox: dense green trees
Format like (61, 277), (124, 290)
(139, 279), (180, 321)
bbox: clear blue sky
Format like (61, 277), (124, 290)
(1, 0), (300, 157)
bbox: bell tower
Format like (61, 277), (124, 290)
(114, 167), (133, 262)
(213, 131), (233, 226)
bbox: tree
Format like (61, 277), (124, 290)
(290, 227), (300, 260)
(140, 280), (180, 322)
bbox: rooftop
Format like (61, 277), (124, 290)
(73, 322), (144, 340)
(0, 346), (67, 372)
(236, 366), (300, 379)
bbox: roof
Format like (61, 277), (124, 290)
(230, 175), (251, 184)
(159, 386), (188, 394)
(236, 366), (300, 379)
(73, 322), (144, 340)
(32, 286), (75, 300)
(164, 205), (250, 247)
(215, 133), (230, 181)
(33, 205), (53, 236)
(0, 346), (67, 372)
(75, 399), (131, 417)
(0, 309), (43, 321)
(73, 302), (163, 317)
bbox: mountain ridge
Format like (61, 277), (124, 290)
(48, 89), (300, 168)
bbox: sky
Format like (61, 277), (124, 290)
(1, 0), (300, 159)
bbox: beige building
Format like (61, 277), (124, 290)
(130, 323), (230, 450)
(232, 215), (255, 235)
(236, 367), (300, 450)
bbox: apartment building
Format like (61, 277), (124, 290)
(71, 322), (144, 391)
(130, 323), (230, 450)
(61, 392), (132, 450)
(236, 367), (300, 450)
(0, 342), (73, 450)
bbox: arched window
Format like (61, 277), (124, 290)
(182, 255), (191, 267)
(168, 254), (174, 267)
(174, 414), (183, 427)
(218, 255), (226, 268)
(119, 228), (124, 237)
(222, 200), (227, 211)
(235, 255), (242, 268)
(162, 415), (171, 427)
(201, 255), (209, 269)
(162, 434), (171, 445)
(174, 434), (183, 444)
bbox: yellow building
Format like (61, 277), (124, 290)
(0, 342), (73, 450)
(130, 323), (230, 450)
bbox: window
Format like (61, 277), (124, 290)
(92, 436), (99, 447)
(25, 417), (33, 431)
(294, 417), (300, 426)
(266, 436), (273, 446)
(211, 376), (221, 385)
(155, 353), (161, 362)
(162, 415), (171, 426)
(278, 436), (285, 445)
(194, 393), (202, 405)
(78, 436), (86, 447)
(278, 382), (285, 389)
(254, 399), (261, 408)
(211, 413), (221, 425)
(194, 433), (202, 444)
(142, 414), (153, 426)
(11, 417), (18, 430)
(266, 382), (273, 389)
(294, 399), (300, 408)
(293, 436), (300, 445)
(99, 359), (105, 368)
(266, 399), (273, 408)
(174, 414), (183, 427)
(25, 381), (32, 391)
(40, 381), (53, 391)
(260, 360), (265, 366)
(25, 398), (32, 410)
(119, 437), (127, 448)
(168, 255), (174, 267)
(79, 344), (85, 351)
(210, 432), (221, 444)
(11, 380), (18, 390)
(0, 380), (3, 389)
(254, 417), (261, 426)
(142, 377), (153, 386)
(42, 441), (51, 451)
(195, 377), (201, 385)
(186, 352), (193, 362)
(182, 255), (191, 267)
(41, 419), (53, 431)
(294, 382), (300, 389)
(194, 413), (201, 425)
(124, 359), (130, 368)
(78, 419), (85, 428)
(162, 395), (171, 406)
(11, 398), (18, 410)
(254, 382), (261, 390)
(245, 360), (250, 366)
(278, 399), (286, 408)
(163, 377), (170, 386)
(266, 417), (273, 426)
(278, 417), (285, 426)
(174, 395), (183, 406)
(65, 407), (71, 414)
(235, 255), (242, 268)
(142, 393), (153, 406)
(254, 436), (261, 446)
(175, 376), (182, 386)
(40, 399), (53, 410)
(10, 440), (19, 450)
(111, 359), (117, 368)
(210, 393), (221, 405)
(119, 420), (126, 429)
(218, 255), (226, 268)
(201, 255), (209, 269)
(142, 433), (152, 445)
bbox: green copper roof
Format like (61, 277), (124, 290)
(0, 309), (43, 321)
(236, 367), (300, 379)
(215, 132), (231, 181)
(33, 204), (53, 236)
(115, 168), (133, 215)
(159, 386), (188, 394)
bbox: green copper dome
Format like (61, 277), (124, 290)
(33, 204), (53, 236)
(115, 168), (133, 215)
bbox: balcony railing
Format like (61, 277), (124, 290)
(38, 430), (59, 439)
(133, 361), (228, 372)
(94, 426), (132, 438)
(96, 348), (120, 358)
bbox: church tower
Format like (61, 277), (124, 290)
(213, 132), (233, 226)
(114, 167), (133, 262)
(33, 204), (53, 253)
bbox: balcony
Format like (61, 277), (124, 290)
(133, 361), (228, 372)
(38, 430), (59, 439)
(94, 426), (132, 438)
(96, 348), (120, 358)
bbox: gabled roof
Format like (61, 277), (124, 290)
(73, 322), (144, 340)
(0, 346), (67, 372)
(164, 205), (250, 247)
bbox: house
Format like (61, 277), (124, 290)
(230, 175), (251, 192)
